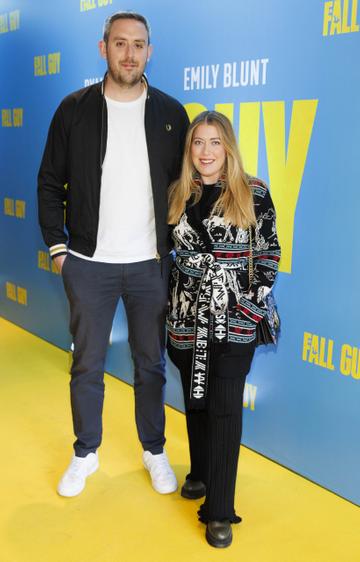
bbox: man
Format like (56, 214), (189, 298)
(38, 11), (189, 497)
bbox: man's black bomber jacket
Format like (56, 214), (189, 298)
(37, 75), (189, 260)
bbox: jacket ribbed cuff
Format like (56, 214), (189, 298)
(49, 244), (68, 260)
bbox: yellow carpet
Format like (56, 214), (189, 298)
(0, 317), (359, 562)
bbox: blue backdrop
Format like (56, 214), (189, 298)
(1, 0), (359, 505)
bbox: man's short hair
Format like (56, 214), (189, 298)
(103, 11), (151, 44)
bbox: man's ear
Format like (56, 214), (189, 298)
(146, 44), (154, 63)
(98, 40), (107, 60)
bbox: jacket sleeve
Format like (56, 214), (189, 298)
(37, 100), (72, 258)
(237, 184), (281, 325)
(171, 104), (190, 183)
(179, 105), (190, 161)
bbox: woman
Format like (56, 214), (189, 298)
(167, 111), (281, 548)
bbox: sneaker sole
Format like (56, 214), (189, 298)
(152, 483), (178, 494)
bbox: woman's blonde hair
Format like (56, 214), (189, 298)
(168, 111), (256, 228)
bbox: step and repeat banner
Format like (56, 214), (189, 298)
(1, 0), (359, 504)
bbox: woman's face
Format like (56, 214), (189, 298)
(190, 123), (226, 185)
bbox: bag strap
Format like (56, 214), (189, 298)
(248, 227), (254, 288)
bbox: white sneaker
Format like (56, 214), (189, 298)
(143, 450), (177, 494)
(57, 452), (99, 497)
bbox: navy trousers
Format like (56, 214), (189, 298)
(62, 253), (171, 457)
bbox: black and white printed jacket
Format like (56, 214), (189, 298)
(167, 177), (281, 352)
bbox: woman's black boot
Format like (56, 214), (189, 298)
(180, 479), (206, 499)
(205, 520), (232, 548)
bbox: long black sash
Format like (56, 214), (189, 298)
(189, 254), (228, 409)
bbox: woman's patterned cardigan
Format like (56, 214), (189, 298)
(167, 177), (281, 353)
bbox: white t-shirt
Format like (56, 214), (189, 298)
(70, 87), (157, 263)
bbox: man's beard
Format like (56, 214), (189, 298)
(107, 59), (144, 89)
